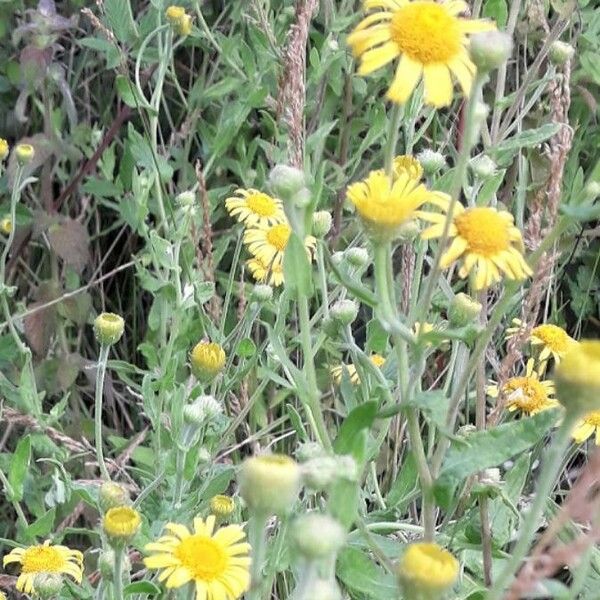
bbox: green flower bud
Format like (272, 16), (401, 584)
(103, 506), (142, 547)
(330, 299), (359, 326)
(301, 456), (338, 491)
(210, 494), (235, 518)
(99, 482), (130, 513)
(343, 247), (369, 268)
(176, 190), (196, 207)
(584, 181), (600, 201)
(239, 454), (301, 516)
(417, 149), (446, 175)
(291, 513), (346, 560)
(183, 395), (223, 425)
(312, 211), (333, 237)
(15, 143), (35, 165)
(470, 31), (513, 72)
(448, 293), (482, 327)
(549, 41), (575, 66)
(251, 284), (273, 303)
(295, 441), (326, 462)
(32, 573), (63, 599)
(470, 155), (497, 180)
(94, 312), (125, 346)
(269, 165), (306, 199)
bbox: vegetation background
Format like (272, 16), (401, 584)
(1, 0), (600, 599)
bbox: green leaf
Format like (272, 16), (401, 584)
(434, 410), (558, 508)
(283, 232), (313, 297)
(337, 547), (397, 599)
(236, 338), (256, 358)
(9, 435), (31, 502)
(405, 390), (450, 430)
(103, 0), (138, 44)
(124, 581), (161, 595)
(25, 508), (56, 539)
(334, 401), (378, 460)
(387, 451), (418, 509)
(482, 0), (508, 28)
(115, 75), (154, 112)
(491, 123), (562, 165)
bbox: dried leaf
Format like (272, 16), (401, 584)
(48, 219), (90, 272)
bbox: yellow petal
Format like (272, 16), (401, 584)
(423, 64), (454, 108)
(166, 566), (193, 589)
(387, 53), (422, 104)
(448, 53), (476, 96)
(358, 41), (399, 75)
(347, 25), (392, 56)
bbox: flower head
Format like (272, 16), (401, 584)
(573, 410), (600, 445)
(166, 6), (192, 36)
(247, 256), (285, 287)
(94, 312), (125, 346)
(555, 341), (600, 414)
(225, 189), (284, 227)
(243, 221), (316, 269)
(210, 495), (235, 518)
(15, 143), (34, 164)
(347, 170), (448, 241)
(0, 138), (9, 161)
(0, 217), (12, 235)
(419, 199), (532, 290)
(190, 341), (226, 382)
(331, 354), (386, 385)
(103, 506), (141, 543)
(397, 542), (459, 597)
(144, 516), (250, 600)
(347, 0), (495, 107)
(506, 319), (576, 364)
(3, 541), (83, 595)
(393, 155), (424, 180)
(487, 360), (557, 416)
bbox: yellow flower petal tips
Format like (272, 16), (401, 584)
(347, 0), (495, 107)
(144, 516), (251, 600)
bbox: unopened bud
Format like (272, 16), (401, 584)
(0, 138), (9, 161)
(32, 573), (63, 599)
(343, 247), (369, 268)
(448, 293), (482, 326)
(99, 482), (130, 513)
(269, 165), (306, 199)
(295, 441), (326, 463)
(302, 456), (338, 490)
(470, 155), (497, 180)
(183, 395), (222, 425)
(396, 220), (420, 242)
(15, 143), (35, 165)
(549, 41), (575, 66)
(103, 506), (141, 546)
(312, 211), (333, 237)
(470, 32), (513, 72)
(210, 494), (235, 518)
(94, 312), (125, 346)
(0, 217), (12, 235)
(330, 299), (359, 326)
(584, 181), (600, 201)
(417, 149), (446, 175)
(291, 513), (346, 559)
(190, 341), (226, 382)
(251, 284), (273, 303)
(176, 190), (196, 207)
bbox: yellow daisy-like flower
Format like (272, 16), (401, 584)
(506, 318), (576, 364)
(572, 410), (600, 445)
(419, 198), (532, 290)
(243, 221), (316, 269)
(190, 341), (227, 382)
(487, 360), (557, 416)
(393, 155), (424, 180)
(247, 256), (285, 287)
(3, 541), (83, 595)
(347, 170), (449, 239)
(347, 0), (495, 107)
(103, 506), (141, 540)
(143, 516), (251, 600)
(397, 542), (459, 595)
(331, 354), (386, 385)
(0, 138), (9, 160)
(225, 189), (284, 227)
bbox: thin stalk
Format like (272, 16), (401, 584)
(385, 103), (404, 176)
(113, 547), (124, 600)
(486, 410), (582, 599)
(172, 447), (187, 509)
(247, 513), (268, 600)
(95, 344), (111, 480)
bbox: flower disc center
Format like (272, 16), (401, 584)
(455, 207), (510, 255)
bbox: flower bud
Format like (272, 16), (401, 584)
(330, 299), (359, 326)
(302, 456), (339, 490)
(15, 143), (35, 165)
(177, 14), (192, 36)
(480, 467), (501, 486)
(32, 573), (63, 599)
(555, 341), (600, 414)
(269, 164), (306, 199)
(312, 211), (333, 237)
(584, 181), (600, 201)
(239, 454), (301, 516)
(291, 513), (346, 559)
(396, 220), (421, 242)
(417, 149), (446, 175)
(165, 5), (185, 24)
(0, 138), (9, 161)
(99, 482), (130, 513)
(0, 217), (12, 235)
(308, 579), (343, 600)
(98, 549), (131, 582)
(470, 155), (497, 180)
(251, 284), (273, 303)
(335, 455), (358, 482)
(549, 41), (575, 66)
(470, 31), (513, 72)
(176, 190), (196, 207)
(197, 447), (212, 464)
(94, 313), (125, 346)
(183, 395), (223, 425)
(103, 506), (141, 546)
(295, 441), (326, 462)
(343, 247), (369, 268)
(210, 494), (235, 518)
(448, 293), (482, 327)
(190, 341), (226, 382)
(397, 543), (459, 600)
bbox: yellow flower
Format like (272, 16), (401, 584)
(0, 138), (9, 160)
(143, 516), (251, 600)
(393, 154), (423, 180)
(0, 591), (6, 600)
(487, 360), (557, 416)
(555, 340), (600, 414)
(225, 189), (284, 227)
(419, 199), (532, 290)
(397, 542), (459, 597)
(347, 170), (448, 240)
(243, 221), (316, 268)
(347, 0), (495, 107)
(506, 318), (576, 364)
(3, 541), (83, 595)
(190, 341), (226, 382)
(210, 495), (235, 518)
(165, 6), (186, 23)
(15, 143), (34, 164)
(94, 312), (125, 346)
(572, 410), (600, 445)
(247, 257), (285, 287)
(103, 506), (141, 541)
(0, 217), (12, 235)
(331, 354), (386, 385)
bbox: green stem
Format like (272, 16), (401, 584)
(172, 447), (187, 509)
(385, 103), (404, 177)
(247, 513), (268, 600)
(95, 344), (111, 480)
(486, 410), (581, 599)
(113, 547), (124, 600)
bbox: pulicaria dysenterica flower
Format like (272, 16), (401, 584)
(3, 541), (83, 595)
(573, 410), (600, 445)
(506, 319), (576, 364)
(418, 199), (532, 290)
(225, 188), (284, 227)
(347, 0), (495, 107)
(143, 516), (251, 600)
